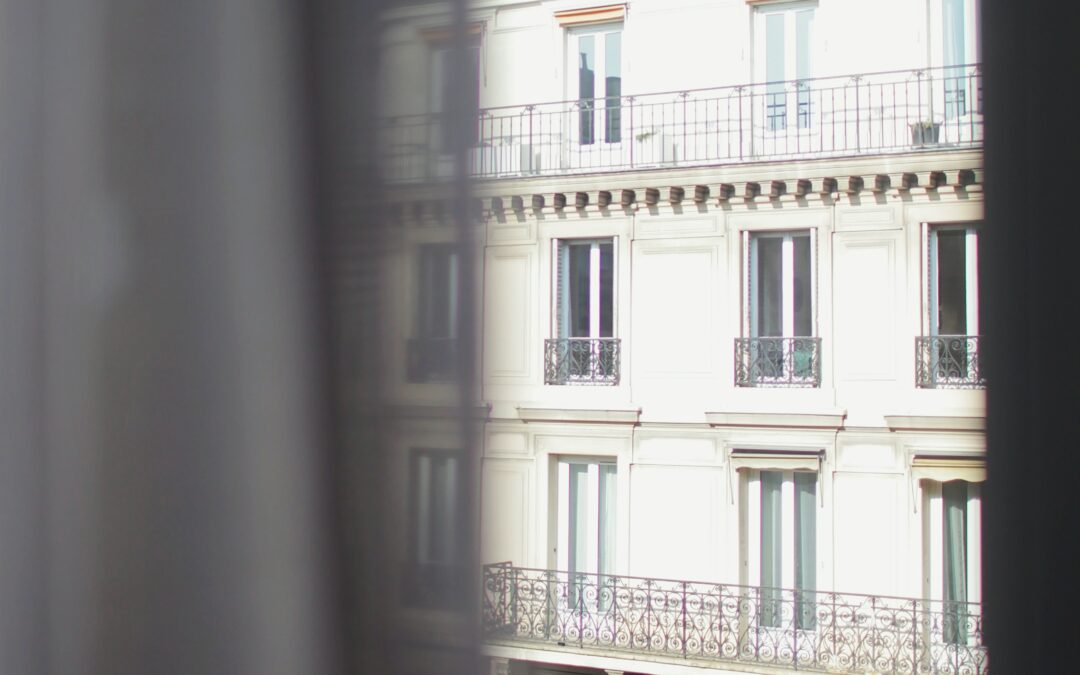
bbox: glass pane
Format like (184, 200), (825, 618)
(760, 471), (783, 628)
(598, 464), (617, 576)
(943, 480), (969, 644)
(568, 242), (592, 337)
(943, 0), (967, 118)
(577, 35), (595, 145)
(765, 13), (786, 131)
(754, 236), (783, 337)
(568, 464), (589, 576)
(936, 230), (968, 334)
(794, 473), (816, 629)
(604, 32), (621, 143)
(599, 242), (614, 338)
(795, 10), (813, 128)
(793, 234), (812, 337)
(942, 0), (965, 67)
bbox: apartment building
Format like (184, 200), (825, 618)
(377, 1), (985, 673)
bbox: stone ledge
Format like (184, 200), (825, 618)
(885, 415), (985, 431)
(705, 410), (846, 429)
(517, 406), (641, 424)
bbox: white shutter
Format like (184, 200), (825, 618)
(554, 240), (570, 338)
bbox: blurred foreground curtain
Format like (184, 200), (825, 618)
(0, 0), (478, 673)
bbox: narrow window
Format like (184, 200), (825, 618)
(568, 24), (623, 145)
(750, 470), (818, 630)
(409, 244), (459, 382)
(920, 223), (981, 387)
(549, 238), (617, 384)
(558, 459), (617, 609)
(756, 3), (816, 132)
(407, 449), (464, 608)
(740, 230), (817, 386)
(924, 479), (981, 646)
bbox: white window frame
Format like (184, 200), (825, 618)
(922, 480), (982, 647)
(921, 223), (979, 385)
(742, 229), (818, 384)
(565, 22), (624, 146)
(555, 457), (617, 613)
(551, 237), (618, 384)
(928, 0), (980, 121)
(743, 469), (819, 632)
(416, 243), (460, 341)
(429, 38), (482, 151)
(411, 448), (463, 567)
(753, 2), (816, 133)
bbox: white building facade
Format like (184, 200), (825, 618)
(378, 1), (985, 673)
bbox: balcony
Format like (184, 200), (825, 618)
(483, 563), (987, 674)
(736, 337), (822, 388)
(916, 336), (984, 389)
(382, 65), (982, 182)
(544, 338), (620, 386)
(407, 337), (459, 383)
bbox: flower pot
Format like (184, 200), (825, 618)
(911, 122), (941, 146)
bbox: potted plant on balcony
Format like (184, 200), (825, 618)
(911, 119), (941, 146)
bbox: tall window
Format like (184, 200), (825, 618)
(409, 244), (459, 382)
(918, 223), (981, 387)
(938, 0), (980, 118)
(547, 238), (618, 384)
(568, 24), (622, 145)
(556, 458), (617, 609)
(747, 470), (817, 629)
(923, 479), (981, 645)
(738, 230), (818, 386)
(755, 3), (815, 131)
(406, 449), (465, 608)
(430, 37), (481, 149)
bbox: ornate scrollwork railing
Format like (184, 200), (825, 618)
(916, 336), (983, 389)
(407, 337), (459, 383)
(482, 563), (987, 674)
(735, 337), (821, 388)
(544, 338), (620, 386)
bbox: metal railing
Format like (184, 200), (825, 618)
(407, 337), (459, 383)
(544, 338), (620, 386)
(482, 563), (987, 674)
(735, 337), (822, 388)
(382, 65), (982, 182)
(916, 335), (984, 389)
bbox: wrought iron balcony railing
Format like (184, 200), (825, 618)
(735, 337), (822, 388)
(544, 338), (620, 386)
(381, 64), (982, 182)
(482, 563), (987, 675)
(407, 337), (459, 383)
(916, 335), (984, 389)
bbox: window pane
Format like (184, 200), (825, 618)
(794, 473), (816, 629)
(568, 242), (592, 337)
(760, 471), (783, 628)
(754, 236), (783, 337)
(568, 464), (589, 577)
(795, 10), (813, 128)
(936, 229), (968, 334)
(599, 242), (614, 337)
(765, 13), (786, 131)
(943, 480), (969, 643)
(598, 464), (617, 576)
(604, 32), (621, 143)
(942, 0), (965, 67)
(577, 35), (595, 144)
(793, 234), (812, 336)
